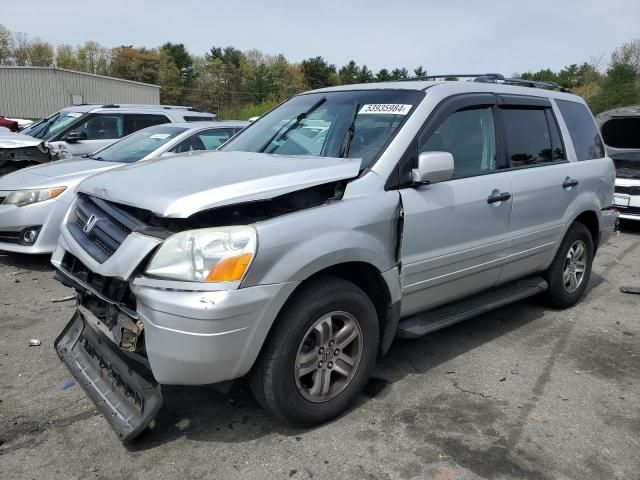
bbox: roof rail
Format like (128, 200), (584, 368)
(400, 73), (570, 92)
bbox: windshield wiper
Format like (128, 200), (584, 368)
(259, 97), (327, 153)
(339, 102), (360, 158)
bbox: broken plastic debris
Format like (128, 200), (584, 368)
(620, 286), (640, 294)
(50, 294), (75, 303)
(28, 339), (41, 346)
(61, 379), (76, 390)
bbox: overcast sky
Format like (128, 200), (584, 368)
(3, 0), (639, 74)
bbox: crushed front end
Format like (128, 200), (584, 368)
(54, 253), (162, 441)
(51, 192), (296, 441)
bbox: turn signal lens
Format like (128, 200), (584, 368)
(206, 253), (253, 282)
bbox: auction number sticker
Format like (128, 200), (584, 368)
(149, 133), (171, 139)
(359, 104), (412, 115)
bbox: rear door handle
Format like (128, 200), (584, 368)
(487, 192), (511, 204)
(563, 178), (579, 189)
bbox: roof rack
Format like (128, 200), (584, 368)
(401, 73), (570, 92)
(97, 104), (205, 110)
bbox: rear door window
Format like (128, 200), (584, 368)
(124, 114), (170, 135)
(556, 100), (605, 160)
(501, 107), (565, 167)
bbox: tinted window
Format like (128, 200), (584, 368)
(556, 99), (605, 160)
(184, 116), (217, 122)
(125, 114), (170, 134)
(418, 106), (497, 178)
(502, 108), (561, 167)
(74, 114), (125, 140)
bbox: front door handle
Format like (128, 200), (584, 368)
(563, 177), (579, 189)
(487, 191), (511, 204)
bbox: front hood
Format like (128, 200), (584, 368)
(0, 158), (118, 190)
(79, 151), (362, 217)
(0, 130), (44, 149)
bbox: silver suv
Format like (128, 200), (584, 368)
(51, 75), (616, 441)
(1, 104), (216, 174)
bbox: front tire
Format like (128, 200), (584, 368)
(249, 276), (379, 427)
(544, 222), (594, 308)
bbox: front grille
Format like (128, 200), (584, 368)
(615, 205), (640, 216)
(68, 194), (140, 263)
(615, 185), (640, 196)
(0, 230), (21, 244)
(61, 252), (136, 312)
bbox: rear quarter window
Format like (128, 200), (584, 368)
(556, 100), (605, 160)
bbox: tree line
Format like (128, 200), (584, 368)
(0, 24), (638, 119)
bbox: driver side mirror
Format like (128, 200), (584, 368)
(411, 151), (454, 185)
(63, 130), (87, 143)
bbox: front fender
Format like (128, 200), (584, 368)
(243, 189), (401, 288)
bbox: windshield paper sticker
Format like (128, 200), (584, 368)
(149, 133), (171, 139)
(67, 112), (83, 118)
(359, 104), (412, 115)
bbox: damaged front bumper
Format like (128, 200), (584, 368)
(54, 311), (162, 442)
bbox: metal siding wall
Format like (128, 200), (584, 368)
(0, 67), (160, 119)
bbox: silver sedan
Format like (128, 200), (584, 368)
(0, 121), (247, 254)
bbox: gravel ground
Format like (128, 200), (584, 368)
(1, 225), (639, 480)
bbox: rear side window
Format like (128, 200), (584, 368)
(124, 114), (170, 135)
(556, 100), (605, 160)
(501, 108), (565, 167)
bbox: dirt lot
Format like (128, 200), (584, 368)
(1, 226), (639, 480)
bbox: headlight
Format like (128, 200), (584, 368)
(145, 226), (257, 283)
(2, 187), (66, 207)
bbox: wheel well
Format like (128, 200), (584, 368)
(295, 262), (392, 345)
(573, 210), (599, 251)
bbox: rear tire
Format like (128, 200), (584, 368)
(544, 222), (594, 308)
(249, 276), (379, 427)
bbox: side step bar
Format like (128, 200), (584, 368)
(397, 276), (548, 339)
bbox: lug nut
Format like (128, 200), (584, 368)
(329, 340), (334, 347)
(318, 361), (323, 368)
(334, 349), (340, 356)
(319, 347), (324, 354)
(327, 362), (333, 369)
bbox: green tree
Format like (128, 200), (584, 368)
(160, 42), (193, 81)
(339, 60), (359, 84)
(77, 41), (110, 74)
(301, 56), (336, 89)
(110, 46), (159, 83)
(28, 40), (54, 66)
(413, 66), (427, 78)
(357, 65), (374, 83)
(55, 44), (77, 69)
(590, 63), (640, 113)
(391, 67), (409, 80)
(376, 68), (391, 81)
